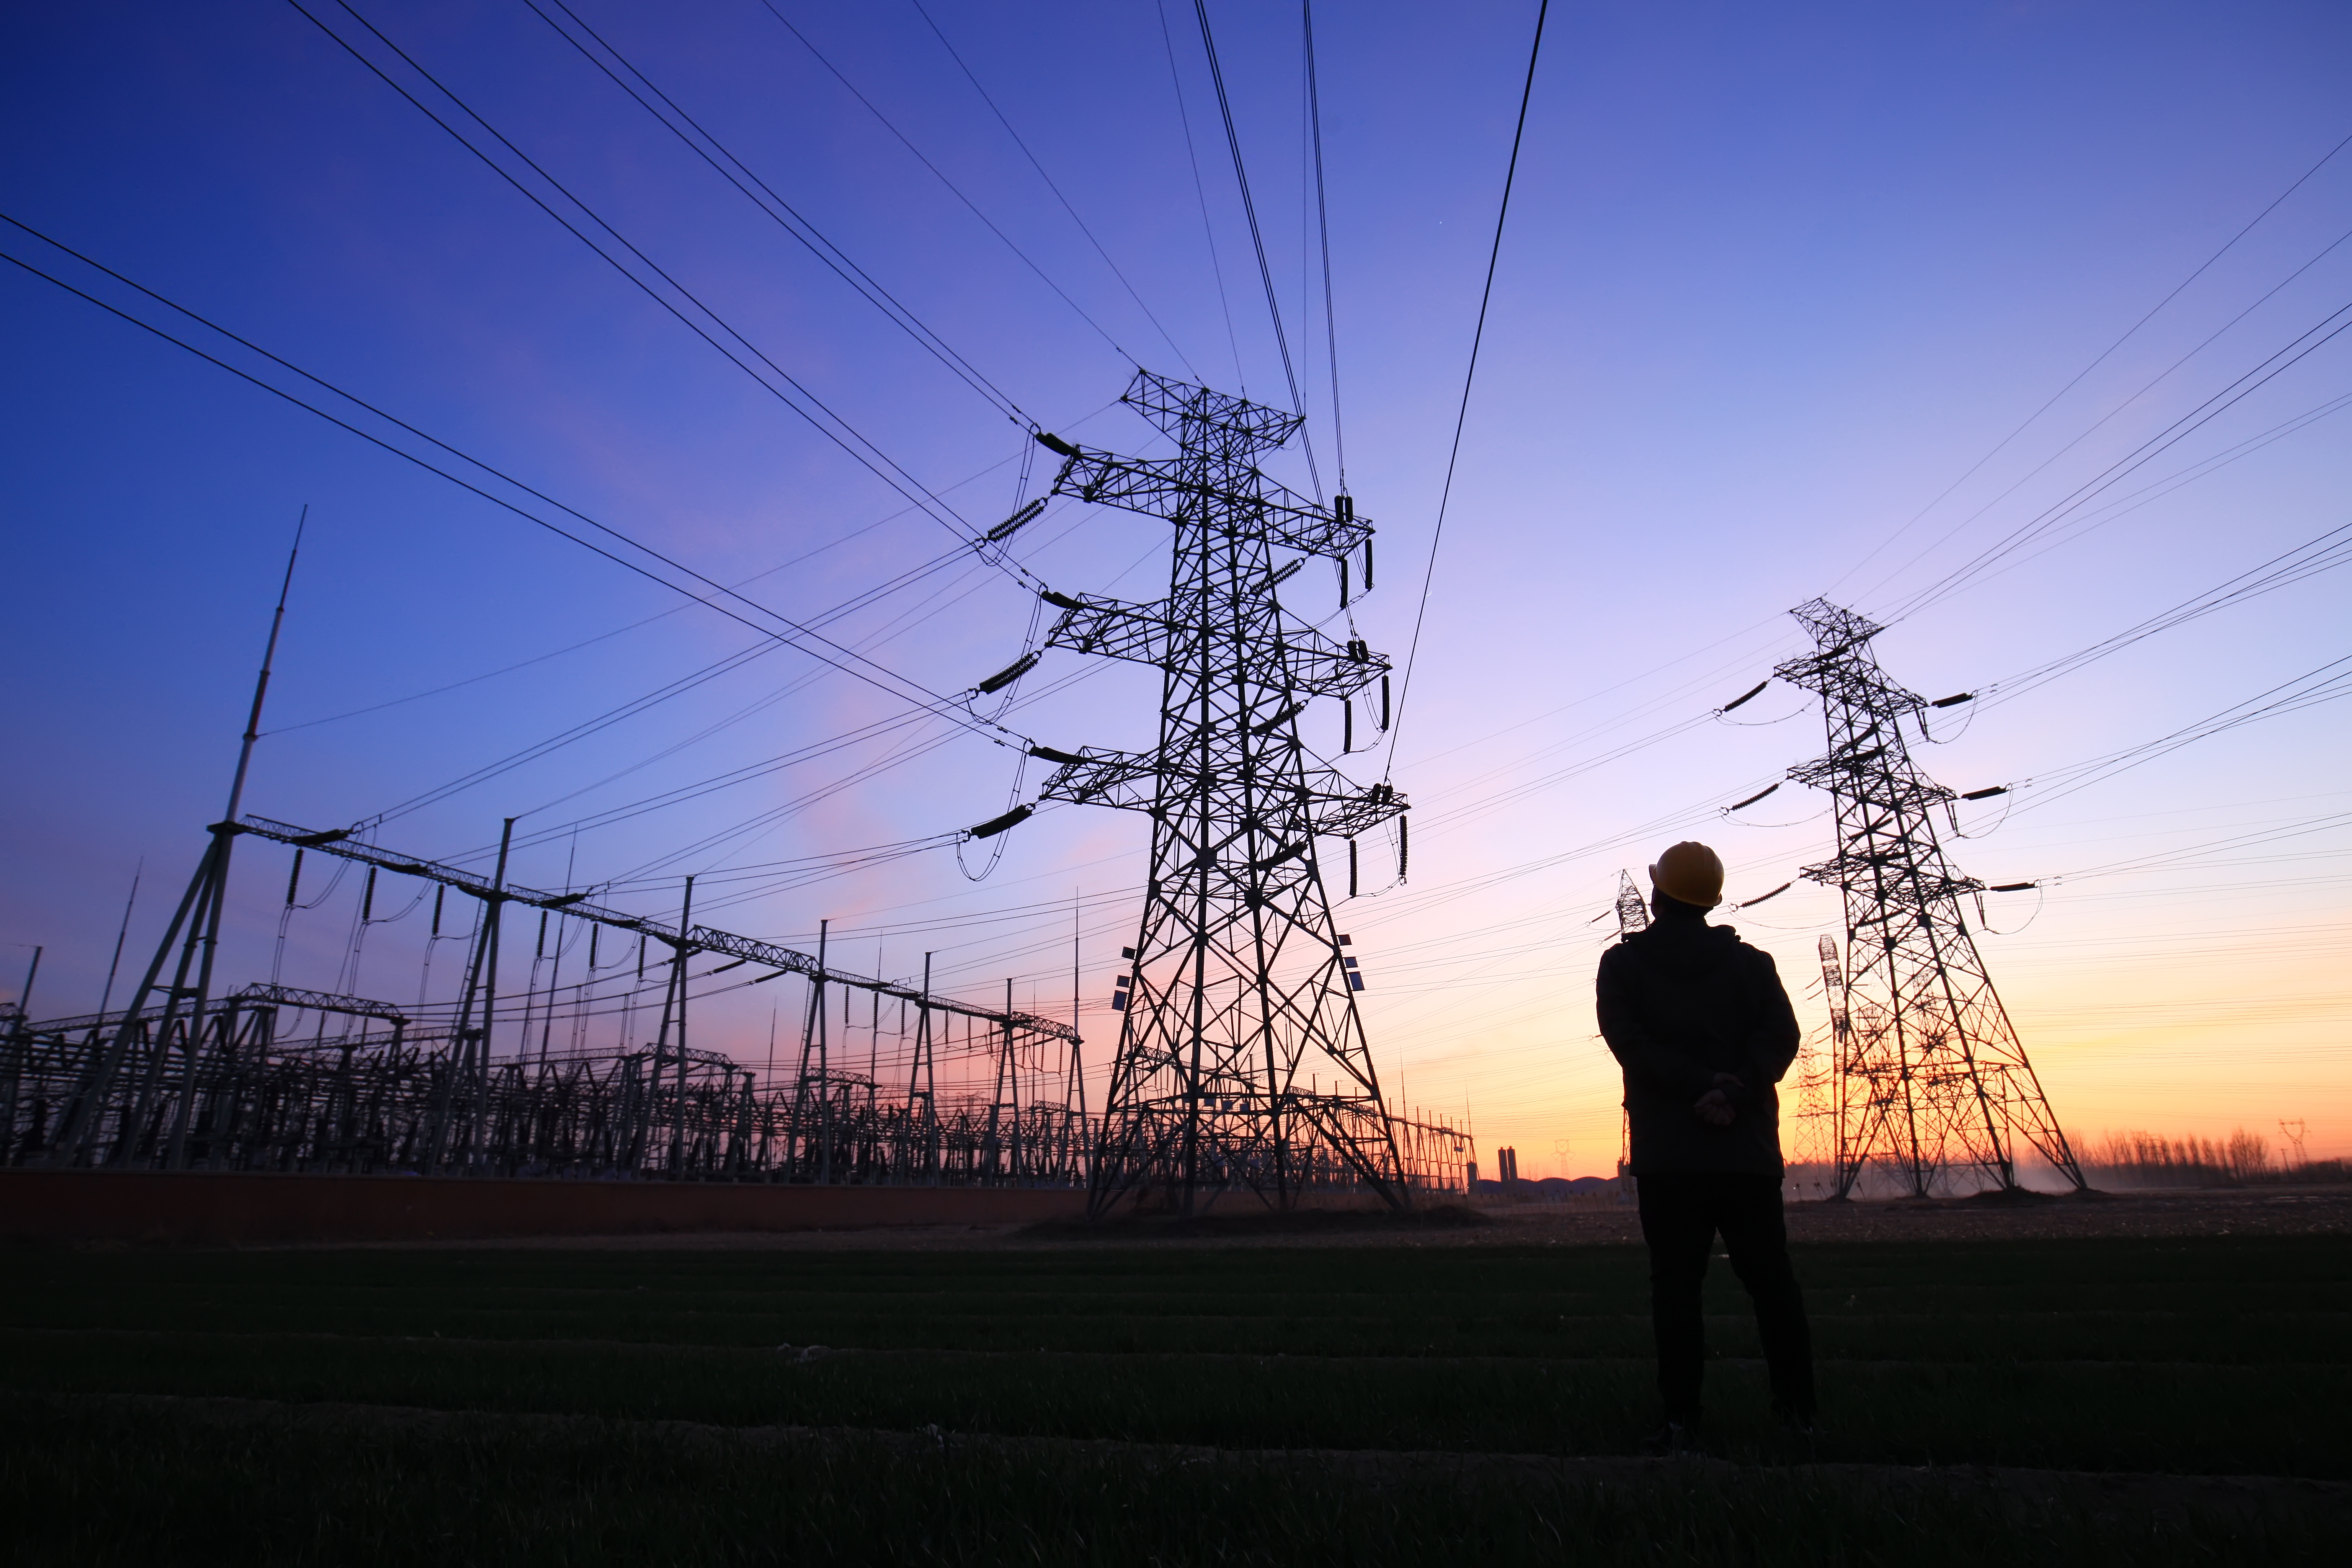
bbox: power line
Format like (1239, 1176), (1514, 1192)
(524, 0), (1031, 426)
(1977, 516), (2352, 712)
(1155, 0), (1246, 394)
(903, 0), (1204, 382)
(1302, 0), (1345, 490)
(1384, 0), (1550, 781)
(1831, 125), (2352, 596)
(2006, 651), (2352, 815)
(0, 217), (1032, 757)
(1189, 0), (1323, 496)
(1861, 212), (2352, 618)
(1886, 295), (2352, 620)
(756, 0), (1141, 368)
(303, 0), (1048, 593)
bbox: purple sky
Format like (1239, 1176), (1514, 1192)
(5, 0), (2349, 1166)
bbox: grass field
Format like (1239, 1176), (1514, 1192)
(3, 1227), (2345, 1564)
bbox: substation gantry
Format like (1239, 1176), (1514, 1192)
(1775, 598), (2088, 1198)
(12, 813), (1083, 1182)
(1021, 370), (1418, 1216)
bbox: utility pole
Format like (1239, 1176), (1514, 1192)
(1774, 598), (2086, 1198)
(1026, 371), (1408, 1215)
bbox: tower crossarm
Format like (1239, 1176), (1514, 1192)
(1036, 750), (1408, 833)
(1032, 747), (1166, 812)
(1787, 756), (1955, 810)
(1300, 777), (1409, 839)
(1042, 592), (1387, 698)
(1042, 593), (1172, 666)
(1772, 651), (1927, 719)
(1045, 447), (1373, 562)
(1798, 854), (1983, 909)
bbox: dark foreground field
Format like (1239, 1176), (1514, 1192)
(3, 1224), (2346, 1564)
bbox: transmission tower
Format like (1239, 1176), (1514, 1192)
(1774, 598), (2086, 1198)
(1609, 870), (1647, 1191)
(1781, 936), (1841, 1190)
(1027, 370), (1408, 1215)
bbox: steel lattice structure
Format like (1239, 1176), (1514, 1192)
(1030, 371), (1412, 1214)
(1780, 936), (1841, 1192)
(1775, 598), (2086, 1197)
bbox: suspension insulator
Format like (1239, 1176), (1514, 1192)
(1379, 674), (1392, 731)
(1960, 785), (2009, 801)
(1931, 691), (1975, 708)
(1040, 590), (1084, 610)
(1989, 881), (2037, 893)
(1250, 700), (1305, 735)
(975, 651), (1040, 695)
(1721, 679), (1770, 712)
(285, 849), (304, 907)
(1027, 744), (1086, 766)
(1343, 699), (1354, 753)
(967, 805), (1034, 840)
(985, 498), (1047, 542)
(1727, 783), (1781, 811)
(1034, 431), (1078, 457)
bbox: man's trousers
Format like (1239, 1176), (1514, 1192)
(1634, 1171), (1814, 1421)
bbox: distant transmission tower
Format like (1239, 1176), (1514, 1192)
(1029, 371), (1408, 1215)
(1610, 869), (1646, 1191)
(1782, 936), (1841, 1190)
(1774, 598), (2086, 1198)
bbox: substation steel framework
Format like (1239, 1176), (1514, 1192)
(1774, 598), (2088, 1198)
(1029, 371), (1413, 1215)
(22, 814), (1083, 1182)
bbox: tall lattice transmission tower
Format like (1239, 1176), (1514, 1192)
(1774, 598), (2086, 1198)
(1026, 371), (1409, 1215)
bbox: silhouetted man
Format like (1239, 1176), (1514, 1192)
(1597, 841), (1812, 1450)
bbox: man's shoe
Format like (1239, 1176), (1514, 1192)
(1641, 1419), (1699, 1457)
(1771, 1400), (1818, 1438)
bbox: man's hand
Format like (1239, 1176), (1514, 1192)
(1710, 1073), (1745, 1093)
(1693, 1088), (1736, 1126)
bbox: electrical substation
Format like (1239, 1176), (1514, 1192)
(1, 373), (1472, 1208)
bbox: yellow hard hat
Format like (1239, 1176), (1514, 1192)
(1649, 841), (1724, 909)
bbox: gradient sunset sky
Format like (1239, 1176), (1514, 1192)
(5, 0), (2348, 1168)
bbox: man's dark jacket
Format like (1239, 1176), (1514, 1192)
(1597, 912), (1801, 1176)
